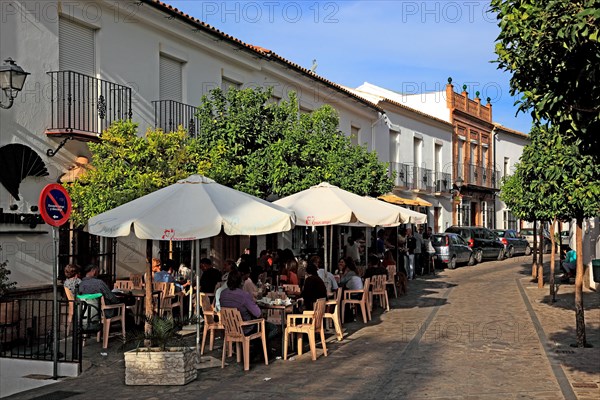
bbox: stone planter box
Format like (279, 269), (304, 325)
(124, 347), (197, 385)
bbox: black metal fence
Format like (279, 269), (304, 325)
(153, 99), (199, 137)
(0, 298), (83, 367)
(47, 70), (132, 136)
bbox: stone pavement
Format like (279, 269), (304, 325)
(3, 256), (599, 400)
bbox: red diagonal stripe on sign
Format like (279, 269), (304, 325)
(47, 191), (66, 218)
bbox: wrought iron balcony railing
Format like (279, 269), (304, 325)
(389, 163), (450, 194)
(152, 100), (199, 138)
(455, 162), (500, 189)
(46, 71), (132, 137)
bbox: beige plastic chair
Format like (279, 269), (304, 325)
(284, 298), (327, 361)
(323, 287), (343, 341)
(342, 277), (371, 323)
(386, 264), (398, 298)
(64, 287), (75, 336)
(370, 274), (389, 312)
(200, 292), (223, 355)
(114, 280), (133, 290)
(98, 296), (126, 349)
(220, 307), (268, 371)
(160, 282), (182, 317)
(129, 274), (143, 289)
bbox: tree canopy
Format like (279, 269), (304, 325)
(194, 87), (393, 198)
(67, 121), (210, 226)
(67, 87), (393, 225)
(491, 0), (600, 151)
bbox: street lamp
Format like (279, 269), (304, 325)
(0, 58), (30, 109)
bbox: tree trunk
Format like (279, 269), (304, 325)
(144, 240), (153, 347)
(574, 218), (587, 347)
(532, 220), (538, 278)
(538, 221), (544, 288)
(549, 218), (556, 301)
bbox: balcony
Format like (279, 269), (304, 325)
(46, 71), (132, 139)
(389, 163), (450, 194)
(455, 163), (500, 190)
(152, 100), (200, 137)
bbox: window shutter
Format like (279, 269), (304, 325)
(59, 18), (95, 75)
(159, 55), (182, 102)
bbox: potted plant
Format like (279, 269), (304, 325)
(124, 315), (198, 385)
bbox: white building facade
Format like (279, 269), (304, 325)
(352, 83), (455, 233)
(1, 0), (388, 288)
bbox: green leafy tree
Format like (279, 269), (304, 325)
(501, 125), (600, 347)
(67, 121), (209, 227)
(492, 0), (600, 152)
(196, 88), (393, 198)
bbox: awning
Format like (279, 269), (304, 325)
(378, 193), (432, 207)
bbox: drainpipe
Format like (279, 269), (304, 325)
(492, 127), (498, 229)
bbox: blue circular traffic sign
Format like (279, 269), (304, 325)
(39, 184), (72, 227)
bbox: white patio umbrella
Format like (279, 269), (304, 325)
(88, 175), (295, 239)
(88, 174), (295, 354)
(273, 182), (409, 269)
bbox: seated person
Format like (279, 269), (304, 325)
(199, 258), (222, 294)
(220, 269), (276, 340)
(299, 264), (327, 311)
(364, 255), (388, 280)
(78, 264), (122, 316)
(215, 266), (237, 312)
(562, 248), (577, 277)
(239, 262), (259, 299)
(63, 263), (81, 294)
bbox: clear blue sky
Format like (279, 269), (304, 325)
(169, 0), (532, 134)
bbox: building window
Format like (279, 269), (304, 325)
(59, 17), (95, 75)
(160, 55), (183, 102)
(221, 77), (241, 92)
(350, 125), (360, 146)
(413, 137), (422, 166)
(504, 157), (510, 177)
(504, 210), (517, 230)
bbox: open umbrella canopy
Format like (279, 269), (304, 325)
(88, 175), (296, 240)
(273, 182), (405, 227)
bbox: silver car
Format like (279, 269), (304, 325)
(431, 233), (475, 269)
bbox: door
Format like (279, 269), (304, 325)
(470, 202), (478, 226)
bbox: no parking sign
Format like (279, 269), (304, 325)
(39, 183), (72, 226)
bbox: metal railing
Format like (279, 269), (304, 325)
(47, 70), (132, 136)
(389, 163), (449, 193)
(0, 298), (83, 367)
(455, 163), (500, 189)
(153, 100), (199, 137)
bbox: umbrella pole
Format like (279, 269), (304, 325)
(365, 227), (368, 272)
(324, 226), (328, 271)
(195, 240), (201, 356)
(330, 225), (334, 273)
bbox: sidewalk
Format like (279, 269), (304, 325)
(2, 258), (599, 399)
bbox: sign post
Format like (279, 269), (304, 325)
(39, 184), (72, 380)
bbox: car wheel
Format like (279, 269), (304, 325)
(507, 246), (514, 258)
(497, 248), (505, 260)
(467, 253), (475, 266)
(525, 245), (531, 256)
(474, 249), (483, 263)
(448, 256), (456, 269)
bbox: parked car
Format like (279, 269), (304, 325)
(519, 228), (552, 253)
(431, 233), (474, 269)
(493, 229), (531, 257)
(445, 226), (505, 263)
